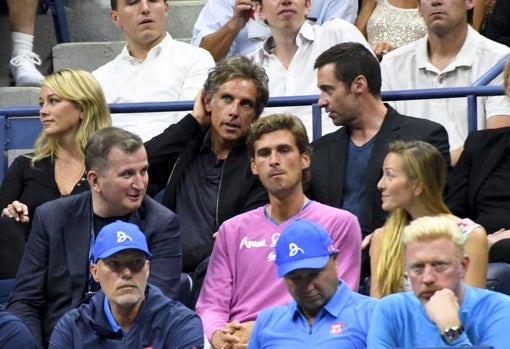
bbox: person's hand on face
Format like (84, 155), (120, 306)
(424, 288), (462, 332)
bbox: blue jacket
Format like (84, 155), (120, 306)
(49, 284), (204, 349)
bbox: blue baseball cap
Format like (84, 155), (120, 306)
(275, 218), (338, 278)
(94, 220), (152, 263)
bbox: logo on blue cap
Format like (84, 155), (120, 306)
(275, 218), (338, 278)
(93, 220), (152, 262)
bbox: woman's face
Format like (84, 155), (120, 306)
(377, 152), (418, 212)
(39, 85), (82, 139)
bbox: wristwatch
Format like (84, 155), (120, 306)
(442, 325), (464, 343)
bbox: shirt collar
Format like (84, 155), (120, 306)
(121, 32), (171, 63)
(418, 25), (476, 71)
(103, 296), (125, 334)
(200, 128), (213, 153)
(291, 280), (346, 321)
(259, 21), (315, 57)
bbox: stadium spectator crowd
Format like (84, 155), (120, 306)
(2, 0), (510, 348)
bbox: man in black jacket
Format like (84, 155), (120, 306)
(145, 56), (269, 298)
(307, 43), (451, 285)
(8, 128), (182, 348)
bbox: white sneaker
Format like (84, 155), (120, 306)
(9, 51), (44, 87)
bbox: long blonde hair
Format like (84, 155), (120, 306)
(30, 69), (112, 165)
(376, 140), (450, 296)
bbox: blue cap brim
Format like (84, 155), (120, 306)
(94, 246), (152, 263)
(277, 255), (330, 278)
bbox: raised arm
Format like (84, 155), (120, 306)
(196, 0), (253, 61)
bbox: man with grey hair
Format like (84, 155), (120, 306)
(367, 216), (510, 349)
(8, 127), (182, 348)
(145, 56), (270, 304)
(50, 220), (203, 348)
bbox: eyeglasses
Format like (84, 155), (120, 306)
(408, 261), (451, 276)
(103, 258), (147, 274)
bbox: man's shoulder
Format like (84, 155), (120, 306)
(465, 127), (510, 145)
(141, 195), (177, 216)
(385, 107), (445, 131)
(311, 127), (346, 147)
(302, 202), (359, 231)
(472, 30), (510, 57)
(465, 284), (510, 308)
(165, 38), (215, 61)
(376, 291), (416, 311)
(256, 303), (290, 325)
(220, 206), (265, 229)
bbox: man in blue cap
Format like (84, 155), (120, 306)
(49, 220), (203, 349)
(248, 218), (376, 348)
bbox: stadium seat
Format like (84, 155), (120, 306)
(486, 262), (510, 295)
(178, 272), (194, 309)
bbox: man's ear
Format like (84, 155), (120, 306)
(301, 151), (311, 170)
(204, 94), (213, 114)
(250, 158), (259, 175)
(90, 263), (100, 283)
(352, 75), (367, 94)
(110, 10), (121, 28)
(87, 170), (100, 192)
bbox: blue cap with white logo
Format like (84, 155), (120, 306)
(275, 218), (338, 278)
(93, 220), (152, 262)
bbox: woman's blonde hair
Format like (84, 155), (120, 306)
(30, 69), (112, 165)
(376, 140), (450, 296)
(504, 57), (510, 95)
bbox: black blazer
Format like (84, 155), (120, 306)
(446, 127), (510, 233)
(7, 191), (182, 348)
(308, 105), (451, 236)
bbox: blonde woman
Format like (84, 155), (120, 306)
(0, 69), (111, 277)
(370, 140), (487, 298)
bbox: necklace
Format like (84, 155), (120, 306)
(267, 196), (309, 223)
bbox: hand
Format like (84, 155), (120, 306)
(211, 324), (240, 349)
(362, 232), (373, 250)
(192, 89), (211, 128)
(371, 41), (396, 61)
(488, 229), (510, 249)
(1, 200), (30, 223)
(211, 321), (254, 349)
(231, 0), (254, 30)
(232, 321), (255, 344)
(424, 288), (461, 332)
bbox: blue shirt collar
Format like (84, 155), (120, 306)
(103, 296), (125, 334)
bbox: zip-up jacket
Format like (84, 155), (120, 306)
(145, 114), (268, 272)
(49, 284), (204, 349)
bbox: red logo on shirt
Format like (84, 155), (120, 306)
(143, 346), (153, 349)
(330, 322), (344, 334)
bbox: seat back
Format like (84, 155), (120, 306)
(486, 262), (510, 295)
(178, 273), (194, 309)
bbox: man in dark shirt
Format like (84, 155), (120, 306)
(307, 43), (450, 284)
(145, 56), (270, 291)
